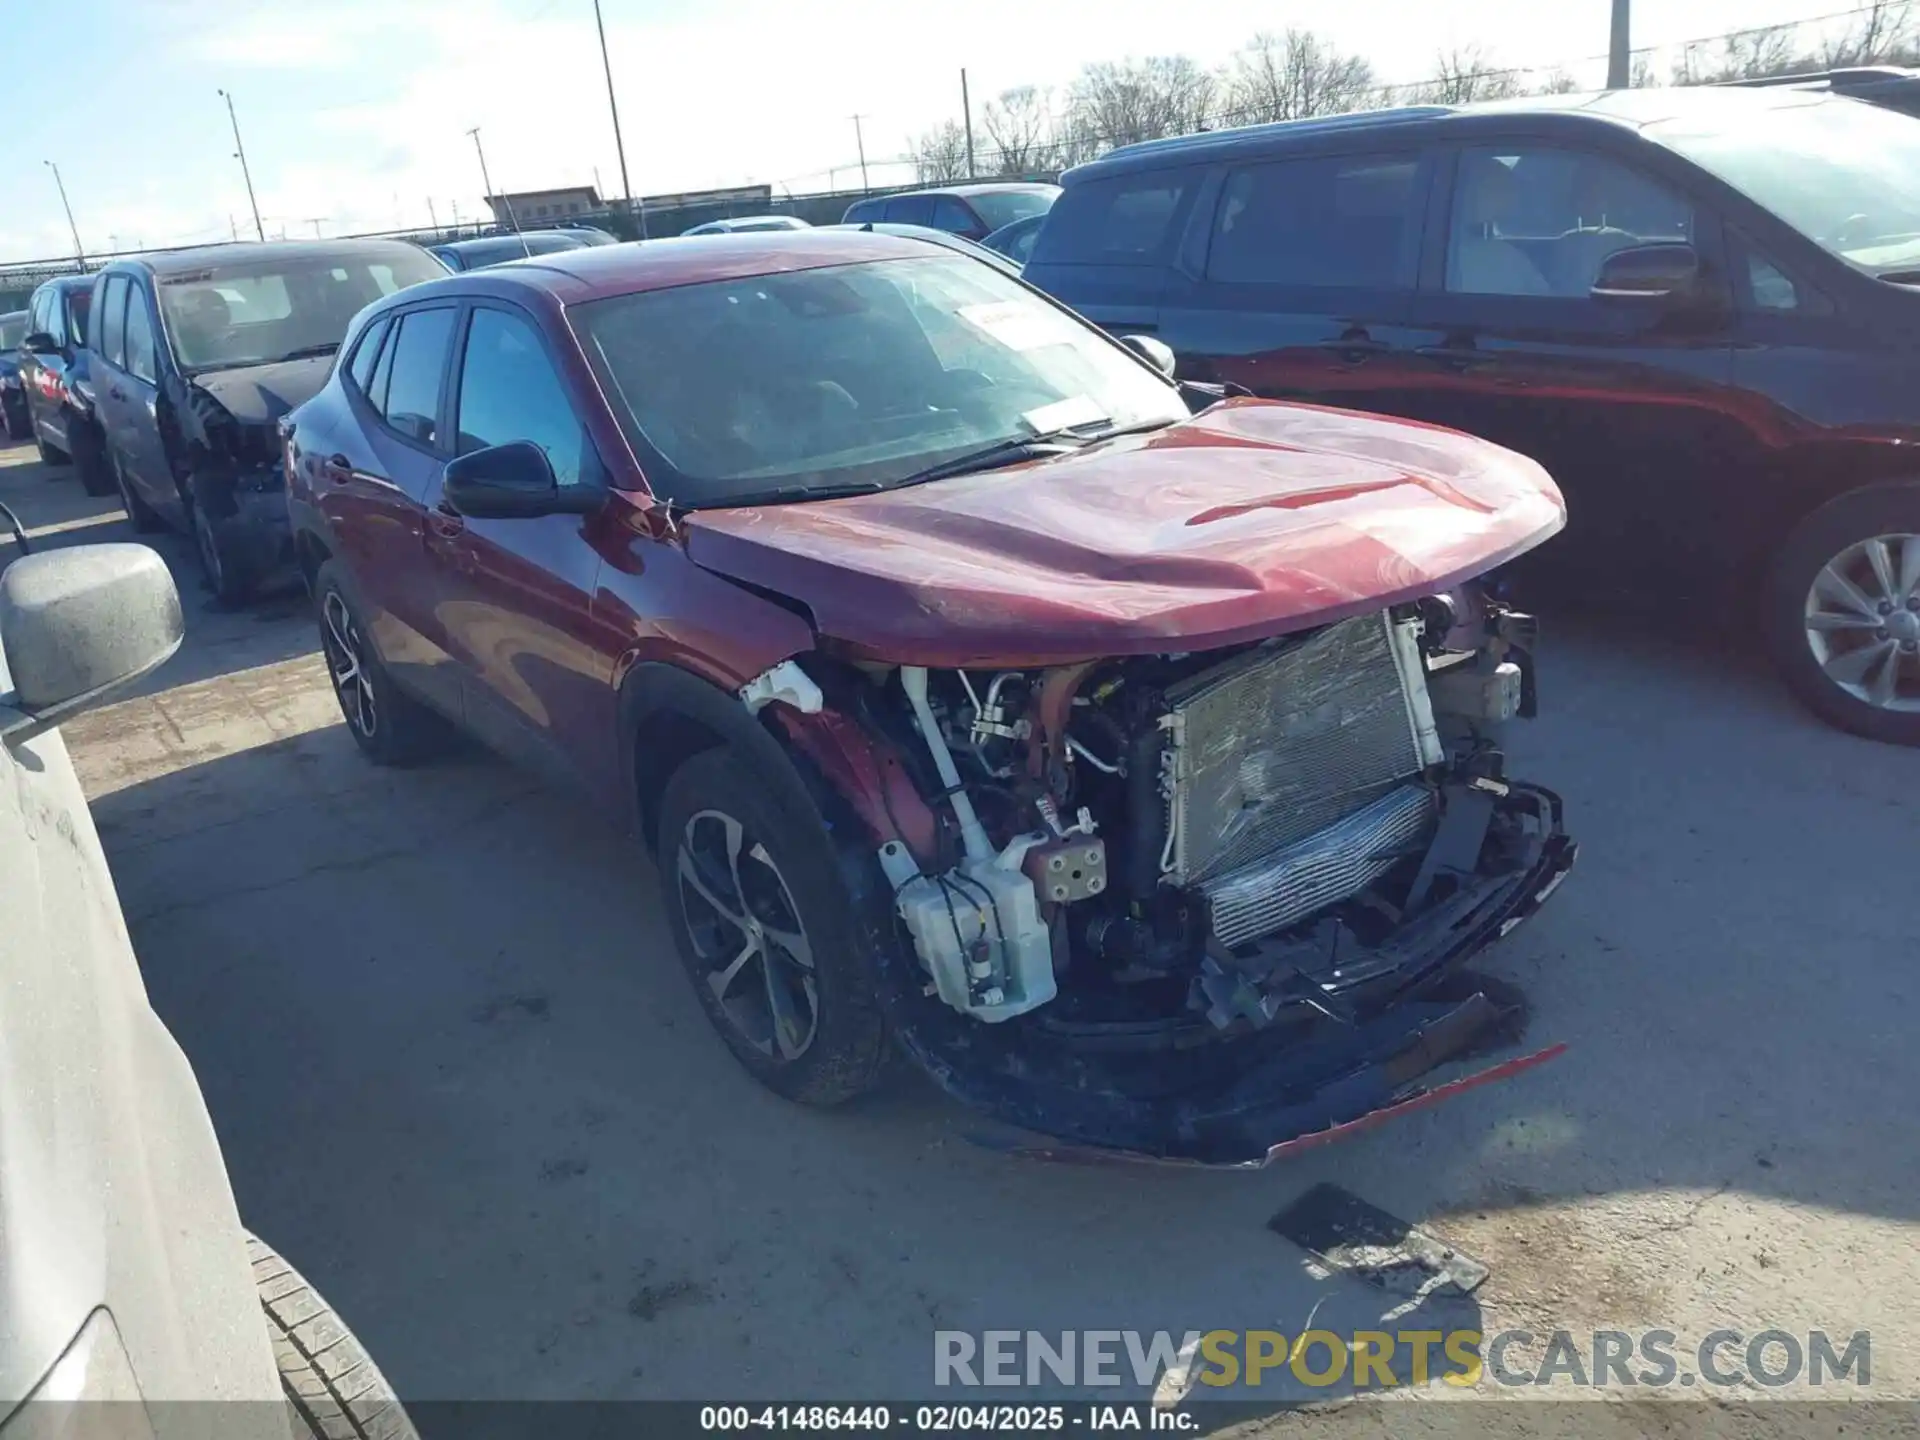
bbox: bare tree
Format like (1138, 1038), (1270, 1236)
(981, 86), (1053, 176)
(1823, 0), (1916, 64)
(1224, 29), (1377, 124)
(1415, 47), (1524, 104)
(1064, 55), (1218, 160)
(1533, 66), (1580, 95)
(1672, 25), (1802, 83)
(1630, 52), (1656, 89)
(908, 120), (971, 184)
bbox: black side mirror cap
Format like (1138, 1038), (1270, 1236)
(22, 332), (58, 356)
(1120, 333), (1178, 379)
(442, 440), (601, 519)
(1591, 242), (1703, 303)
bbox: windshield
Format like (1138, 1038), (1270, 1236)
(158, 250), (444, 371)
(573, 254), (1183, 506)
(0, 315), (24, 349)
(1654, 97), (1920, 273)
(65, 288), (89, 345)
(969, 189), (1058, 232)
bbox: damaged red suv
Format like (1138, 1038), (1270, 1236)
(284, 231), (1577, 1164)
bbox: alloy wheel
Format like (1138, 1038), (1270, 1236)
(321, 591), (378, 738)
(1803, 532), (1920, 713)
(675, 808), (819, 1061)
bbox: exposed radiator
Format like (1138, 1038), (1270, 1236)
(1201, 783), (1437, 948)
(1162, 611), (1441, 889)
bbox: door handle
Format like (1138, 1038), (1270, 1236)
(427, 506), (465, 539)
(321, 454), (354, 484)
(109, 386), (126, 401)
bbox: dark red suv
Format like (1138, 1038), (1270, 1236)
(284, 231), (1576, 1164)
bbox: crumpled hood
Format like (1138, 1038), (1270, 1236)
(186, 354), (332, 427)
(682, 399), (1565, 667)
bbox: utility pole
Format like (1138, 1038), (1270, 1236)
(469, 126), (526, 256)
(229, 214), (239, 241)
(1607, 0), (1632, 88)
(218, 89), (266, 241)
(44, 162), (84, 265)
(851, 114), (870, 192)
(961, 69), (976, 179)
(307, 218), (325, 239)
(592, 0), (641, 237)
(427, 197), (440, 232)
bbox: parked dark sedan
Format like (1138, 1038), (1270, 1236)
(982, 212), (1046, 266)
(281, 230), (1575, 1165)
(430, 230), (591, 272)
(1025, 86), (1920, 745)
(841, 182), (1058, 241)
(15, 275), (110, 494)
(0, 312), (27, 440)
(88, 239), (445, 601)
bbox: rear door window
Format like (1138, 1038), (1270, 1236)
(123, 286), (158, 384)
(98, 277), (129, 368)
(842, 198), (885, 225)
(886, 194), (937, 226)
(347, 316), (391, 395)
(378, 306), (456, 447)
(1032, 169), (1197, 266)
(931, 197), (977, 234)
(1207, 154), (1425, 289)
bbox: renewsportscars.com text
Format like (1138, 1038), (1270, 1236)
(934, 1328), (1871, 1390)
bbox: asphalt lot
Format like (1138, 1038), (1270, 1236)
(6, 435), (1918, 1430)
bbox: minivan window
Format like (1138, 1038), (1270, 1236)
(0, 314), (24, 350)
(931, 197), (978, 235)
(44, 289), (67, 349)
(1446, 147), (1693, 298)
(1209, 155), (1423, 289)
(98, 277), (128, 368)
(157, 248), (446, 373)
(123, 287), (158, 384)
(379, 307), (456, 446)
(969, 189), (1056, 232)
(64, 288), (90, 346)
(1651, 96), (1920, 274)
(887, 195), (937, 226)
(574, 254), (1185, 506)
(1035, 170), (1195, 267)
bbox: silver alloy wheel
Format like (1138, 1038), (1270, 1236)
(1804, 532), (1920, 713)
(675, 808), (819, 1060)
(321, 591), (378, 738)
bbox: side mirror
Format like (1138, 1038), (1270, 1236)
(0, 545), (183, 744)
(442, 440), (600, 520)
(1120, 333), (1177, 379)
(22, 332), (58, 356)
(1591, 243), (1703, 304)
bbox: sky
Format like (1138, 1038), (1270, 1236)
(0, 0), (1875, 263)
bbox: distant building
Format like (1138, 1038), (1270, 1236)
(485, 186), (603, 224)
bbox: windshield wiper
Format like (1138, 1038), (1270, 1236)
(706, 479), (892, 508)
(898, 432), (1091, 486)
(274, 342), (341, 362)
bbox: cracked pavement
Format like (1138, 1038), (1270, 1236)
(7, 438), (1919, 1427)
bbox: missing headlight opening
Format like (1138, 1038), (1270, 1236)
(751, 586), (1575, 1163)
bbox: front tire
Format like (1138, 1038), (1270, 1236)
(656, 747), (889, 1105)
(314, 560), (451, 765)
(1768, 483), (1920, 746)
(248, 1233), (419, 1440)
(35, 435), (69, 466)
(69, 421), (114, 497)
(191, 482), (254, 606)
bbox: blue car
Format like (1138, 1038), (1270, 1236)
(0, 311), (27, 440)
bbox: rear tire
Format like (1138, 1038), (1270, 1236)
(656, 747), (889, 1105)
(69, 422), (114, 497)
(248, 1233), (419, 1440)
(1767, 483), (1920, 746)
(314, 559), (452, 766)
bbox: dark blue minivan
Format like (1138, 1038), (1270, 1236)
(1026, 87), (1920, 745)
